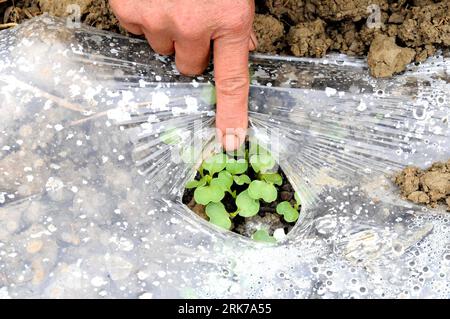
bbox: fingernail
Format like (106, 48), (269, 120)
(224, 134), (241, 151)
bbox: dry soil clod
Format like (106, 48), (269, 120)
(367, 34), (416, 77)
(394, 160), (450, 211)
(1, 0), (449, 76)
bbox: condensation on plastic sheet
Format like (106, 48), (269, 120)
(0, 16), (449, 298)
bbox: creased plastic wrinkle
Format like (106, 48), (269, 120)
(0, 16), (449, 298)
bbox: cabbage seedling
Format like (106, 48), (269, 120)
(194, 184), (225, 205)
(184, 145), (301, 239)
(206, 202), (231, 230)
(233, 174), (251, 185)
(236, 190), (260, 217)
(276, 192), (301, 223)
(250, 153), (276, 173)
(252, 229), (276, 243)
(226, 158), (248, 175)
(247, 180), (277, 203)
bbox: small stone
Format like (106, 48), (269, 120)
(31, 260), (45, 285)
(280, 191), (293, 201)
(91, 276), (108, 287)
(105, 254), (134, 281)
(273, 228), (287, 241)
(191, 204), (207, 220)
(26, 240), (43, 254)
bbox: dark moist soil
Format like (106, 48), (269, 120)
(394, 159), (450, 211)
(2, 0), (449, 77)
(182, 157), (299, 238)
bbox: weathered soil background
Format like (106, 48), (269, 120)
(1, 0), (449, 77)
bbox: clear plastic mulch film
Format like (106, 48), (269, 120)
(0, 15), (449, 298)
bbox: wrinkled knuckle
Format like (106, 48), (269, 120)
(216, 77), (249, 96)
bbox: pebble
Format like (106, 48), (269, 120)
(26, 240), (43, 254)
(91, 276), (108, 287)
(105, 254), (134, 281)
(280, 191), (293, 201)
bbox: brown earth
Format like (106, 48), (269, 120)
(1, 0), (449, 76)
(394, 160), (450, 211)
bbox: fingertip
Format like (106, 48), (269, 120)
(219, 128), (247, 151)
(223, 134), (241, 151)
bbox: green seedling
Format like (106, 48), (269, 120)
(252, 229), (277, 243)
(233, 174), (251, 185)
(260, 173), (282, 186)
(250, 153), (276, 173)
(210, 171), (235, 198)
(276, 191), (301, 223)
(236, 190), (260, 217)
(226, 158), (248, 175)
(185, 176), (207, 189)
(276, 201), (299, 223)
(202, 153), (227, 175)
(248, 180), (277, 203)
(206, 202), (231, 230)
(185, 145), (300, 241)
(194, 184), (225, 205)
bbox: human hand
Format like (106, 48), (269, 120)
(109, 0), (256, 151)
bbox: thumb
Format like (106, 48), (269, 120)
(213, 35), (250, 151)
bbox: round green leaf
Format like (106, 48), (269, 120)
(276, 201), (299, 223)
(210, 171), (233, 192)
(248, 180), (277, 203)
(233, 174), (251, 186)
(252, 229), (276, 243)
(236, 190), (260, 217)
(250, 154), (276, 173)
(202, 153), (227, 175)
(185, 176), (207, 189)
(194, 185), (225, 205)
(226, 158), (248, 175)
(260, 173), (282, 186)
(206, 202), (231, 230)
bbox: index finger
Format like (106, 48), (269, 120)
(213, 35), (250, 151)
